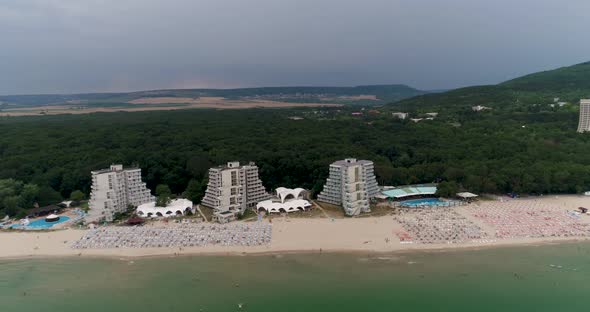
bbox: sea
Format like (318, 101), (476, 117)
(1, 242), (590, 312)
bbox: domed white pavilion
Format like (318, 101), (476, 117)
(136, 198), (194, 218)
(256, 187), (312, 213)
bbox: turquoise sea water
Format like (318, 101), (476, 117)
(1, 242), (590, 312)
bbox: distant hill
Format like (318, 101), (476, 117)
(0, 84), (428, 108)
(501, 61), (590, 92)
(388, 61), (590, 113)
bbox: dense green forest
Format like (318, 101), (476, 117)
(1, 105), (590, 217)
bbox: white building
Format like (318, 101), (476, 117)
(317, 158), (379, 216)
(256, 187), (312, 213)
(577, 99), (590, 133)
(472, 105), (492, 112)
(88, 164), (154, 222)
(136, 198), (194, 218)
(392, 112), (409, 120)
(201, 161), (269, 215)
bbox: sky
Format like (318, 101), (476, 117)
(1, 0), (589, 95)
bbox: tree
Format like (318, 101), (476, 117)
(0, 179), (23, 198)
(182, 179), (206, 202)
(155, 184), (172, 207)
(186, 154), (211, 179)
(37, 187), (62, 206)
(70, 190), (85, 201)
(3, 195), (20, 217)
(19, 184), (39, 208)
(436, 181), (459, 198)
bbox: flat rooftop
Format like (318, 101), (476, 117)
(331, 158), (373, 167)
(382, 184), (438, 199)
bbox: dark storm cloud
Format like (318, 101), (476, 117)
(1, 0), (589, 94)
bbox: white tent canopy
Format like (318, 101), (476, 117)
(136, 199), (194, 218)
(457, 192), (478, 199)
(256, 187), (311, 213)
(45, 214), (60, 221)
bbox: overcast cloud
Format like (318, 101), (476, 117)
(1, 0), (589, 94)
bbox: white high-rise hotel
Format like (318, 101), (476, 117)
(577, 99), (590, 133)
(88, 164), (154, 222)
(201, 161), (269, 214)
(318, 158), (379, 216)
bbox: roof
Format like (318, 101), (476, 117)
(256, 199), (312, 213)
(275, 187), (306, 203)
(136, 199), (193, 215)
(28, 205), (62, 215)
(214, 211), (238, 218)
(331, 158), (373, 167)
(457, 192), (478, 198)
(91, 165), (140, 175)
(210, 161), (258, 171)
(382, 184), (438, 199)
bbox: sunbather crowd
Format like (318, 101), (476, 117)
(71, 222), (272, 249)
(394, 207), (488, 244)
(394, 199), (590, 244)
(470, 200), (590, 239)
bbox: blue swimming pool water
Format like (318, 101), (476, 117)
(399, 198), (452, 207)
(11, 216), (71, 229)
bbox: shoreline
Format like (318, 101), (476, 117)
(0, 231), (587, 261)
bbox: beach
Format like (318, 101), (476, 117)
(1, 195), (589, 260)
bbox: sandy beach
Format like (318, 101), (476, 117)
(1, 195), (589, 259)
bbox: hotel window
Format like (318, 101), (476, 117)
(231, 171), (238, 186)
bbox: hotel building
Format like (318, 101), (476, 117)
(317, 158), (379, 216)
(88, 164), (154, 222)
(577, 99), (590, 133)
(201, 161), (269, 215)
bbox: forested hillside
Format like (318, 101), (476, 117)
(389, 61), (590, 114)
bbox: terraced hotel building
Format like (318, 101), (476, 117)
(317, 158), (379, 216)
(201, 161), (269, 214)
(88, 164), (154, 222)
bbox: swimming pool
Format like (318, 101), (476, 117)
(399, 198), (454, 207)
(11, 216), (71, 229)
